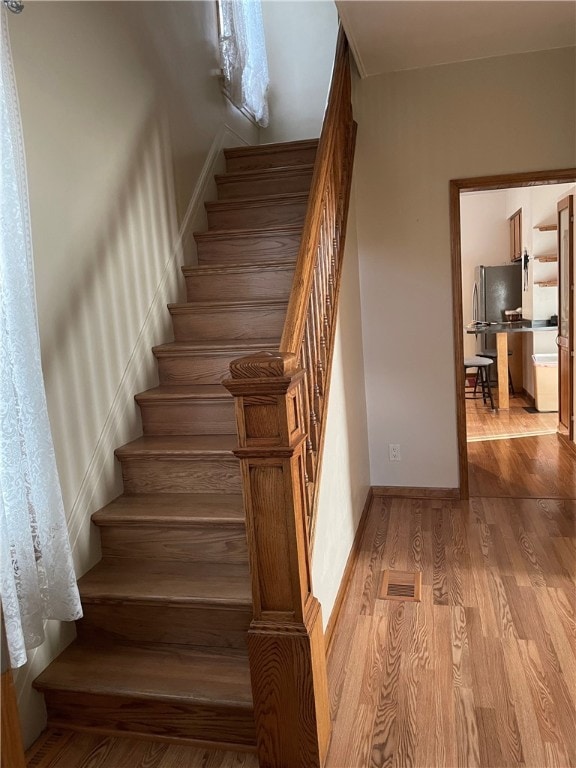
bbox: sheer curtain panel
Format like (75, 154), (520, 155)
(219, 0), (269, 127)
(0, 5), (82, 669)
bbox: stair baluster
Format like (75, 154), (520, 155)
(224, 26), (356, 768)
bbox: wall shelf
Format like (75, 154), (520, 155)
(534, 254), (558, 262)
(533, 224), (558, 232)
(534, 280), (558, 287)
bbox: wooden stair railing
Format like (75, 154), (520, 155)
(223, 28), (356, 768)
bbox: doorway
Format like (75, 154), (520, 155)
(450, 168), (576, 499)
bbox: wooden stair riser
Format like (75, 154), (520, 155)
(97, 523), (247, 563)
(120, 457), (241, 494)
(206, 196), (308, 230)
(154, 347), (279, 386)
(195, 228), (302, 264)
(138, 398), (236, 436)
(225, 140), (318, 172)
(40, 690), (256, 747)
(183, 264), (295, 303)
(216, 167), (313, 200)
(77, 603), (251, 650)
(169, 304), (286, 342)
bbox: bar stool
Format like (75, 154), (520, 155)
(481, 348), (514, 395)
(464, 356), (495, 409)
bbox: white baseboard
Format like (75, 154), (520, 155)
(65, 123), (248, 563)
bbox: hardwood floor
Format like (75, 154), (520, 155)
(26, 434), (576, 768)
(325, 493), (575, 768)
(466, 391), (557, 442)
(466, 396), (576, 498)
(466, 392), (575, 498)
(468, 434), (576, 498)
(26, 730), (259, 768)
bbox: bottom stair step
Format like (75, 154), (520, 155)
(34, 642), (255, 747)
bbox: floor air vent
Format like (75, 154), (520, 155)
(379, 569), (422, 602)
(27, 730), (72, 768)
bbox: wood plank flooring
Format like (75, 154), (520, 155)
(26, 729), (259, 768)
(26, 435), (576, 768)
(466, 392), (574, 498)
(325, 493), (575, 768)
(466, 391), (557, 442)
(468, 434), (576, 498)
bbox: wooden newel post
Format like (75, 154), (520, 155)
(223, 352), (331, 768)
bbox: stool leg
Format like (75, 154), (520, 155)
(484, 367), (495, 409)
(508, 366), (514, 395)
(477, 368), (486, 405)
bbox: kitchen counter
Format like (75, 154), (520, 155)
(465, 321), (557, 409)
(466, 320), (557, 334)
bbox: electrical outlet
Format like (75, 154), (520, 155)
(389, 443), (401, 461)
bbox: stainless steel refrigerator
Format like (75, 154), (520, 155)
(472, 263), (522, 353)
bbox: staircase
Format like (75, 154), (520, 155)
(33, 139), (318, 749)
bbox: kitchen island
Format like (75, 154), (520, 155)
(465, 320), (557, 409)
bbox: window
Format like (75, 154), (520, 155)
(217, 0), (269, 127)
(1, 3), (82, 668)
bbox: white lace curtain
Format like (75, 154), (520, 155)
(0, 6), (82, 669)
(219, 0), (269, 127)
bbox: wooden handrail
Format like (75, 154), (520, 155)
(280, 28), (352, 354)
(280, 26), (356, 540)
(223, 27), (355, 768)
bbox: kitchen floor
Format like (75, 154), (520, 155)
(466, 390), (557, 442)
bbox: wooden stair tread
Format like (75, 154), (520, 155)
(168, 298), (288, 312)
(206, 192), (309, 210)
(153, 339), (279, 356)
(152, 339), (280, 357)
(135, 384), (232, 402)
(182, 261), (296, 277)
(93, 493), (245, 526)
(215, 164), (314, 183)
(224, 138), (318, 159)
(34, 642), (253, 707)
(115, 434), (238, 458)
(194, 224), (302, 241)
(78, 559), (251, 605)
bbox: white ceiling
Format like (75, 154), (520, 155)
(336, 1), (576, 77)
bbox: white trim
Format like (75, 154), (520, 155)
(221, 82), (260, 128)
(335, 3), (368, 79)
(178, 123), (250, 250)
(65, 123), (250, 567)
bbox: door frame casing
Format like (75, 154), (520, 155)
(557, 194), (574, 440)
(449, 168), (576, 499)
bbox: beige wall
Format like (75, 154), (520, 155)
(312, 183), (371, 628)
(8, 1), (256, 747)
(261, 0), (338, 144)
(353, 46), (576, 489)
